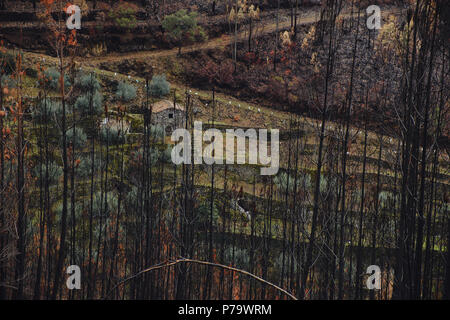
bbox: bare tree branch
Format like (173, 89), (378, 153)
(105, 257), (298, 300)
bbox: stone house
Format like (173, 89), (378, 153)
(151, 100), (186, 135)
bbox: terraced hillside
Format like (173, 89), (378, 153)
(0, 0), (448, 301)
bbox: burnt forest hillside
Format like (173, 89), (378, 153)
(0, 0), (449, 301)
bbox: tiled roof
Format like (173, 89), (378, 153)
(152, 100), (185, 113)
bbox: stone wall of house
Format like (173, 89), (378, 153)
(151, 109), (186, 135)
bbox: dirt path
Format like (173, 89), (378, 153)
(85, 7), (402, 66)
(86, 14), (316, 64)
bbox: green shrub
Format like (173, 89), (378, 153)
(224, 247), (249, 269)
(53, 201), (84, 227)
(150, 124), (165, 142)
(75, 91), (103, 115)
(274, 252), (298, 272)
(100, 126), (126, 145)
(75, 73), (101, 91)
(148, 75), (170, 97)
(298, 172), (312, 190)
(194, 26), (207, 42)
(379, 191), (398, 209)
(125, 186), (139, 208)
(42, 68), (71, 90)
(162, 10), (207, 54)
(274, 171), (295, 193)
(32, 98), (63, 122)
(134, 146), (165, 164)
(162, 145), (173, 163)
(137, 144), (172, 164)
(75, 156), (100, 178)
(1, 74), (16, 88)
(319, 174), (337, 195)
(32, 161), (62, 185)
(0, 52), (16, 74)
(149, 147), (161, 164)
(195, 200), (220, 228)
(116, 81), (136, 102)
(92, 191), (119, 218)
(64, 127), (87, 149)
(108, 2), (138, 30)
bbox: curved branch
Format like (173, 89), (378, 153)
(104, 257), (297, 300)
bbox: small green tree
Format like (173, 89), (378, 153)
(75, 156), (100, 178)
(100, 126), (126, 145)
(64, 127), (87, 149)
(74, 73), (103, 115)
(150, 124), (165, 142)
(148, 75), (170, 98)
(108, 2), (138, 30)
(92, 191), (118, 218)
(195, 199), (220, 229)
(32, 98), (63, 123)
(116, 81), (137, 102)
(75, 73), (101, 91)
(162, 9), (207, 55)
(162, 145), (173, 163)
(74, 91), (103, 115)
(1, 74), (15, 88)
(0, 52), (16, 74)
(42, 67), (71, 90)
(32, 161), (62, 185)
